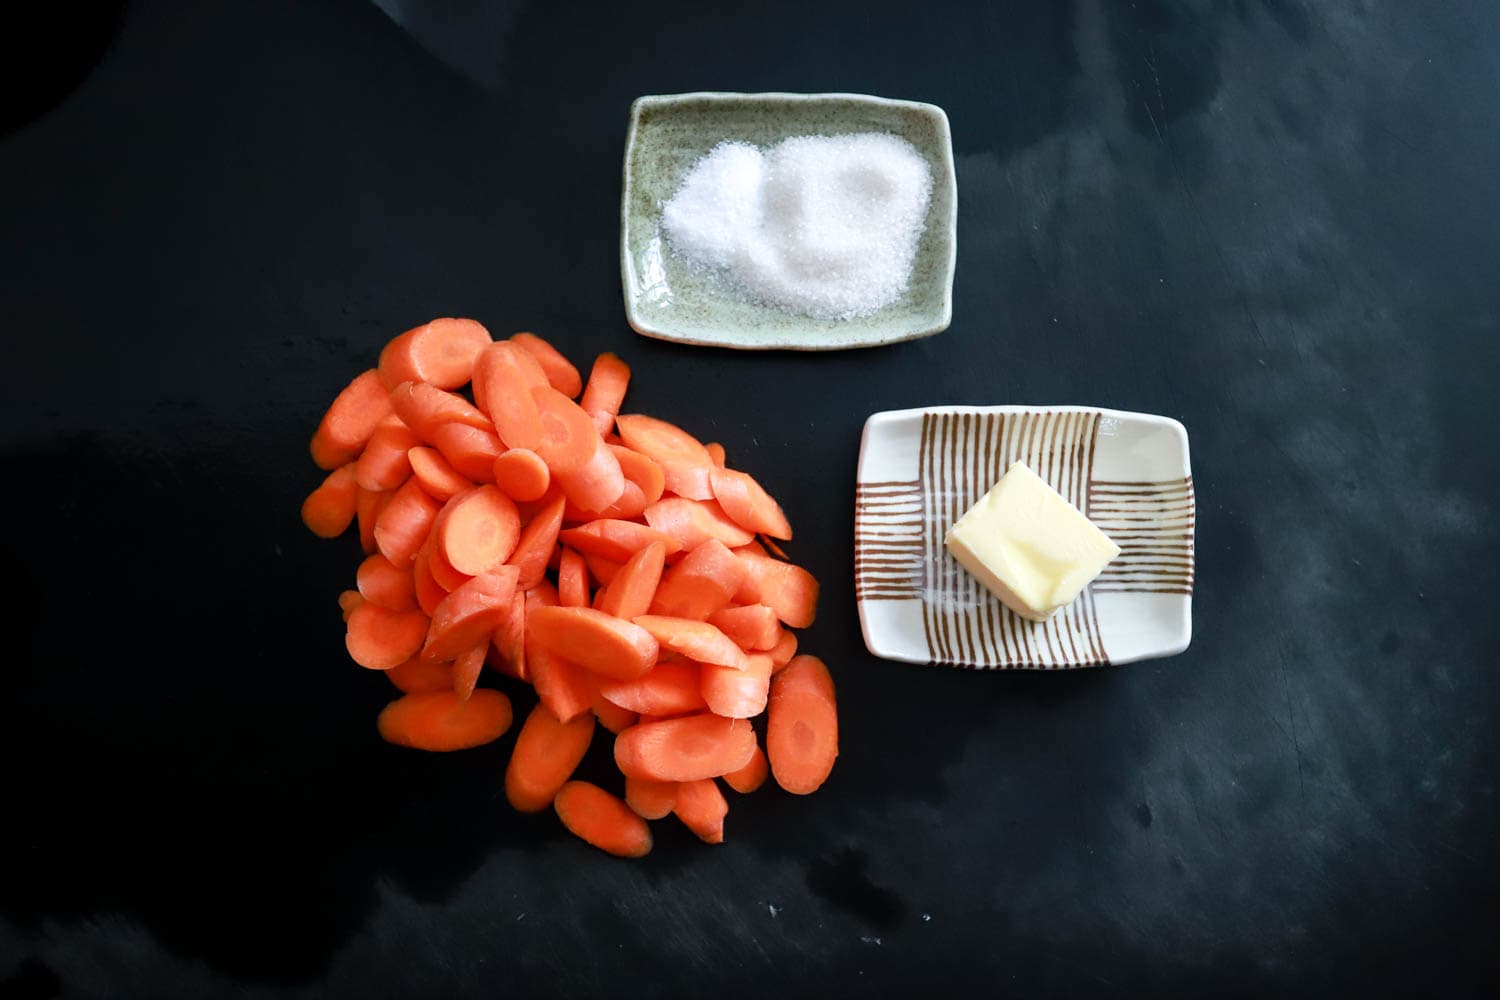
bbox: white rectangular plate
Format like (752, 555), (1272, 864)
(855, 406), (1194, 668)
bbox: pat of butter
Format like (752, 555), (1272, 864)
(944, 461), (1121, 622)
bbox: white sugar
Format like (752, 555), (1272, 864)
(660, 133), (933, 321)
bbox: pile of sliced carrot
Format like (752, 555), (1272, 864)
(302, 319), (837, 856)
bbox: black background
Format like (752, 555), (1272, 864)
(2, 0), (1497, 996)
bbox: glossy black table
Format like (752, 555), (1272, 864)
(2, 1), (1496, 995)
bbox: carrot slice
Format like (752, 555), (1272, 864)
(355, 486), (392, 554)
(507, 494), (566, 589)
(558, 547), (590, 608)
(346, 601), (429, 670)
(624, 777), (677, 820)
(424, 537), (471, 592)
(408, 446), (473, 501)
(356, 552), (418, 612)
(453, 643), (487, 701)
(378, 318), (492, 390)
(583, 553), (623, 588)
(614, 414), (714, 500)
(386, 654), (453, 694)
(613, 714), (756, 782)
(723, 744), (768, 794)
(532, 385), (605, 478)
(554, 781), (652, 858)
(705, 442), (726, 468)
(338, 589), (364, 622)
(564, 479), (647, 523)
(648, 539), (747, 621)
(430, 422), (503, 482)
(302, 464), (359, 538)
(530, 647), (594, 723)
(389, 381), (492, 441)
(511, 332), (583, 397)
(632, 615), (747, 671)
(644, 498), (755, 552)
(734, 550), (819, 628)
(378, 688), (512, 751)
(553, 440), (626, 515)
(487, 587), (527, 681)
(505, 703), (596, 813)
(701, 653), (772, 719)
(610, 444), (665, 505)
(768, 629), (797, 671)
(492, 448), (550, 502)
(707, 604), (780, 651)
(526, 607), (658, 681)
(580, 352), (630, 437)
(766, 655), (838, 795)
(432, 485), (520, 576)
(590, 688), (639, 734)
(471, 342), (543, 450)
(596, 540), (665, 620)
(598, 660), (706, 716)
(558, 519), (680, 563)
(709, 466), (793, 541)
(422, 568), (518, 662)
(673, 779), (728, 844)
(311, 369), (392, 470)
(411, 546), (447, 616)
(354, 416), (419, 493)
(373, 478), (442, 566)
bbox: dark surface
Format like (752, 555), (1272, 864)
(1, 0), (1496, 995)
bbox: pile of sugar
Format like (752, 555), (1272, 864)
(660, 133), (933, 321)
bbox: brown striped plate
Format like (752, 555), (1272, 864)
(855, 406), (1193, 669)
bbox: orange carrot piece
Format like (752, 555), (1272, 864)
(470, 341), (545, 450)
(530, 647), (594, 722)
(355, 486), (392, 554)
(701, 653), (772, 719)
(673, 778), (728, 844)
(354, 416), (419, 493)
(565, 479), (648, 523)
(558, 519), (681, 563)
(378, 317), (492, 390)
(411, 546), (447, 616)
(422, 568), (518, 662)
(433, 484), (520, 576)
(735, 550), (819, 628)
(389, 380), (492, 441)
(504, 703), (596, 813)
(707, 605), (780, 651)
(614, 714), (756, 782)
(596, 540), (665, 620)
(346, 601), (429, 670)
(624, 777), (678, 820)
(492, 448), (550, 502)
(614, 413), (714, 500)
(705, 442), (726, 468)
(553, 439), (626, 515)
(722, 744), (768, 794)
(558, 547), (590, 608)
(487, 587), (528, 681)
(769, 629), (797, 671)
(710, 466), (792, 541)
(632, 615), (747, 671)
(374, 478), (442, 566)
(302, 464), (359, 538)
(644, 498), (755, 552)
(357, 552), (418, 612)
(532, 385), (602, 475)
(378, 688), (512, 751)
(767, 655), (838, 795)
(511, 332), (582, 398)
(554, 781), (652, 858)
(386, 654), (452, 694)
(453, 643), (487, 701)
(311, 369), (392, 470)
(590, 688), (639, 734)
(339, 589), (364, 622)
(430, 421), (503, 482)
(507, 494), (566, 589)
(424, 537), (471, 592)
(611, 444), (665, 505)
(580, 352), (631, 437)
(526, 607), (658, 681)
(598, 660), (706, 716)
(408, 446), (473, 501)
(584, 552), (623, 588)
(649, 539), (747, 621)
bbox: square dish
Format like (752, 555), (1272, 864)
(855, 406), (1194, 669)
(620, 92), (957, 351)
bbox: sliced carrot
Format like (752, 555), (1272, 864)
(356, 552), (418, 612)
(558, 520), (681, 563)
(301, 464), (359, 539)
(648, 539), (747, 621)
(624, 777), (678, 820)
(614, 414), (714, 500)
(422, 568), (518, 662)
(386, 654), (453, 694)
(311, 369), (392, 470)
(632, 615), (747, 671)
(564, 479), (647, 523)
(338, 589), (364, 622)
(408, 446), (473, 501)
(553, 440), (626, 515)
(355, 486), (393, 554)
(584, 552), (623, 588)
(378, 317), (492, 390)
(530, 647), (594, 723)
(505, 703), (596, 813)
(610, 444), (665, 505)
(507, 494), (566, 589)
(492, 448), (550, 502)
(354, 416), (419, 493)
(453, 643), (487, 701)
(378, 688), (512, 751)
(554, 781), (652, 858)
(766, 655), (838, 795)
(644, 498), (755, 552)
(614, 713), (756, 782)
(598, 660), (706, 716)
(707, 604), (780, 651)
(532, 385), (606, 479)
(411, 546), (447, 616)
(596, 540), (665, 620)
(558, 547), (589, 608)
(769, 628), (798, 671)
(580, 352), (630, 437)
(346, 601), (429, 670)
(705, 442), (726, 468)
(472, 341), (544, 450)
(701, 652), (772, 719)
(373, 478), (442, 566)
(430, 421), (503, 482)
(432, 485), (520, 576)
(526, 607), (658, 681)
(424, 537), (471, 592)
(709, 466), (792, 541)
(389, 380), (492, 441)
(673, 779), (728, 844)
(590, 688), (639, 734)
(511, 332), (582, 398)
(734, 549), (819, 628)
(722, 744), (769, 794)
(487, 587), (527, 681)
